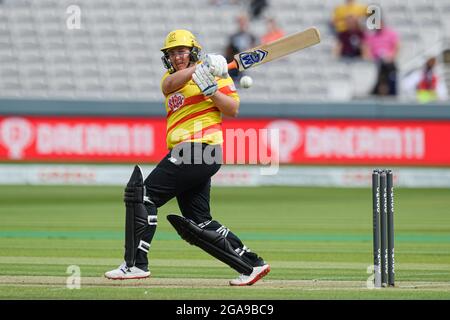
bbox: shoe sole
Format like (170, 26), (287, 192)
(229, 265), (271, 286)
(104, 274), (150, 280)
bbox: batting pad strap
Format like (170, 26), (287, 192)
(198, 220), (212, 228)
(167, 214), (253, 275)
(216, 225), (230, 238)
(235, 246), (250, 256)
(138, 240), (150, 253)
(148, 215), (158, 226)
(143, 196), (154, 204)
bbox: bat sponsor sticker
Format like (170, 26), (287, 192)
(238, 49), (268, 69)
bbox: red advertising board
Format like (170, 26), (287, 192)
(1, 116), (450, 165)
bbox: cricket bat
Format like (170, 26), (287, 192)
(228, 27), (321, 71)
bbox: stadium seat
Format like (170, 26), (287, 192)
(0, 0), (447, 101)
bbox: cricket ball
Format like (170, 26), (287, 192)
(240, 76), (253, 89)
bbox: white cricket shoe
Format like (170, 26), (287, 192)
(229, 264), (270, 286)
(104, 262), (150, 280)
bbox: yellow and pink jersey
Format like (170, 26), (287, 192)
(161, 71), (239, 150)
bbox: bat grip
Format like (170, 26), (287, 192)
(227, 60), (238, 71)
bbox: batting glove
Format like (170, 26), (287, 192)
(192, 63), (218, 97)
(205, 54), (228, 78)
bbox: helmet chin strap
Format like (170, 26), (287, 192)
(161, 54), (175, 73)
(162, 47), (201, 73)
(189, 46), (201, 63)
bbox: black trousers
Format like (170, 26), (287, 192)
(372, 60), (397, 96)
(144, 142), (222, 223)
(134, 142), (264, 271)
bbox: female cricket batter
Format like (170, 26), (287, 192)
(105, 30), (270, 286)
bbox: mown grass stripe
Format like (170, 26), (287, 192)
(0, 256), (449, 271)
(0, 231), (450, 243)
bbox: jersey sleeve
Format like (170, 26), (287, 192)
(160, 71), (170, 97)
(217, 76), (240, 103)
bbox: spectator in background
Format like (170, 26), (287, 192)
(363, 20), (399, 96)
(249, 0), (268, 20)
(333, 15), (365, 59)
(332, 0), (368, 35)
(261, 17), (285, 44)
(402, 56), (448, 103)
(443, 49), (450, 64)
(224, 14), (257, 82)
(209, 0), (241, 6)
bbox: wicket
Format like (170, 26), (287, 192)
(372, 169), (395, 287)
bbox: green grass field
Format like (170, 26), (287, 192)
(0, 185), (449, 299)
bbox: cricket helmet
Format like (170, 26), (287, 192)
(161, 29), (202, 52)
(161, 29), (202, 73)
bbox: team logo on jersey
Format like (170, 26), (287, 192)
(167, 93), (185, 112)
(238, 49), (268, 69)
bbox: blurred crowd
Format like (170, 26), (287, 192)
(213, 0), (448, 103)
(210, 0), (277, 83)
(331, 0), (447, 102)
(332, 0), (400, 97)
(210, 0), (269, 19)
(224, 14), (284, 83)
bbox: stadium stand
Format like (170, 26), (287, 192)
(0, 0), (448, 102)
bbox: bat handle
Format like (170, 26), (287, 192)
(227, 60), (238, 71)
